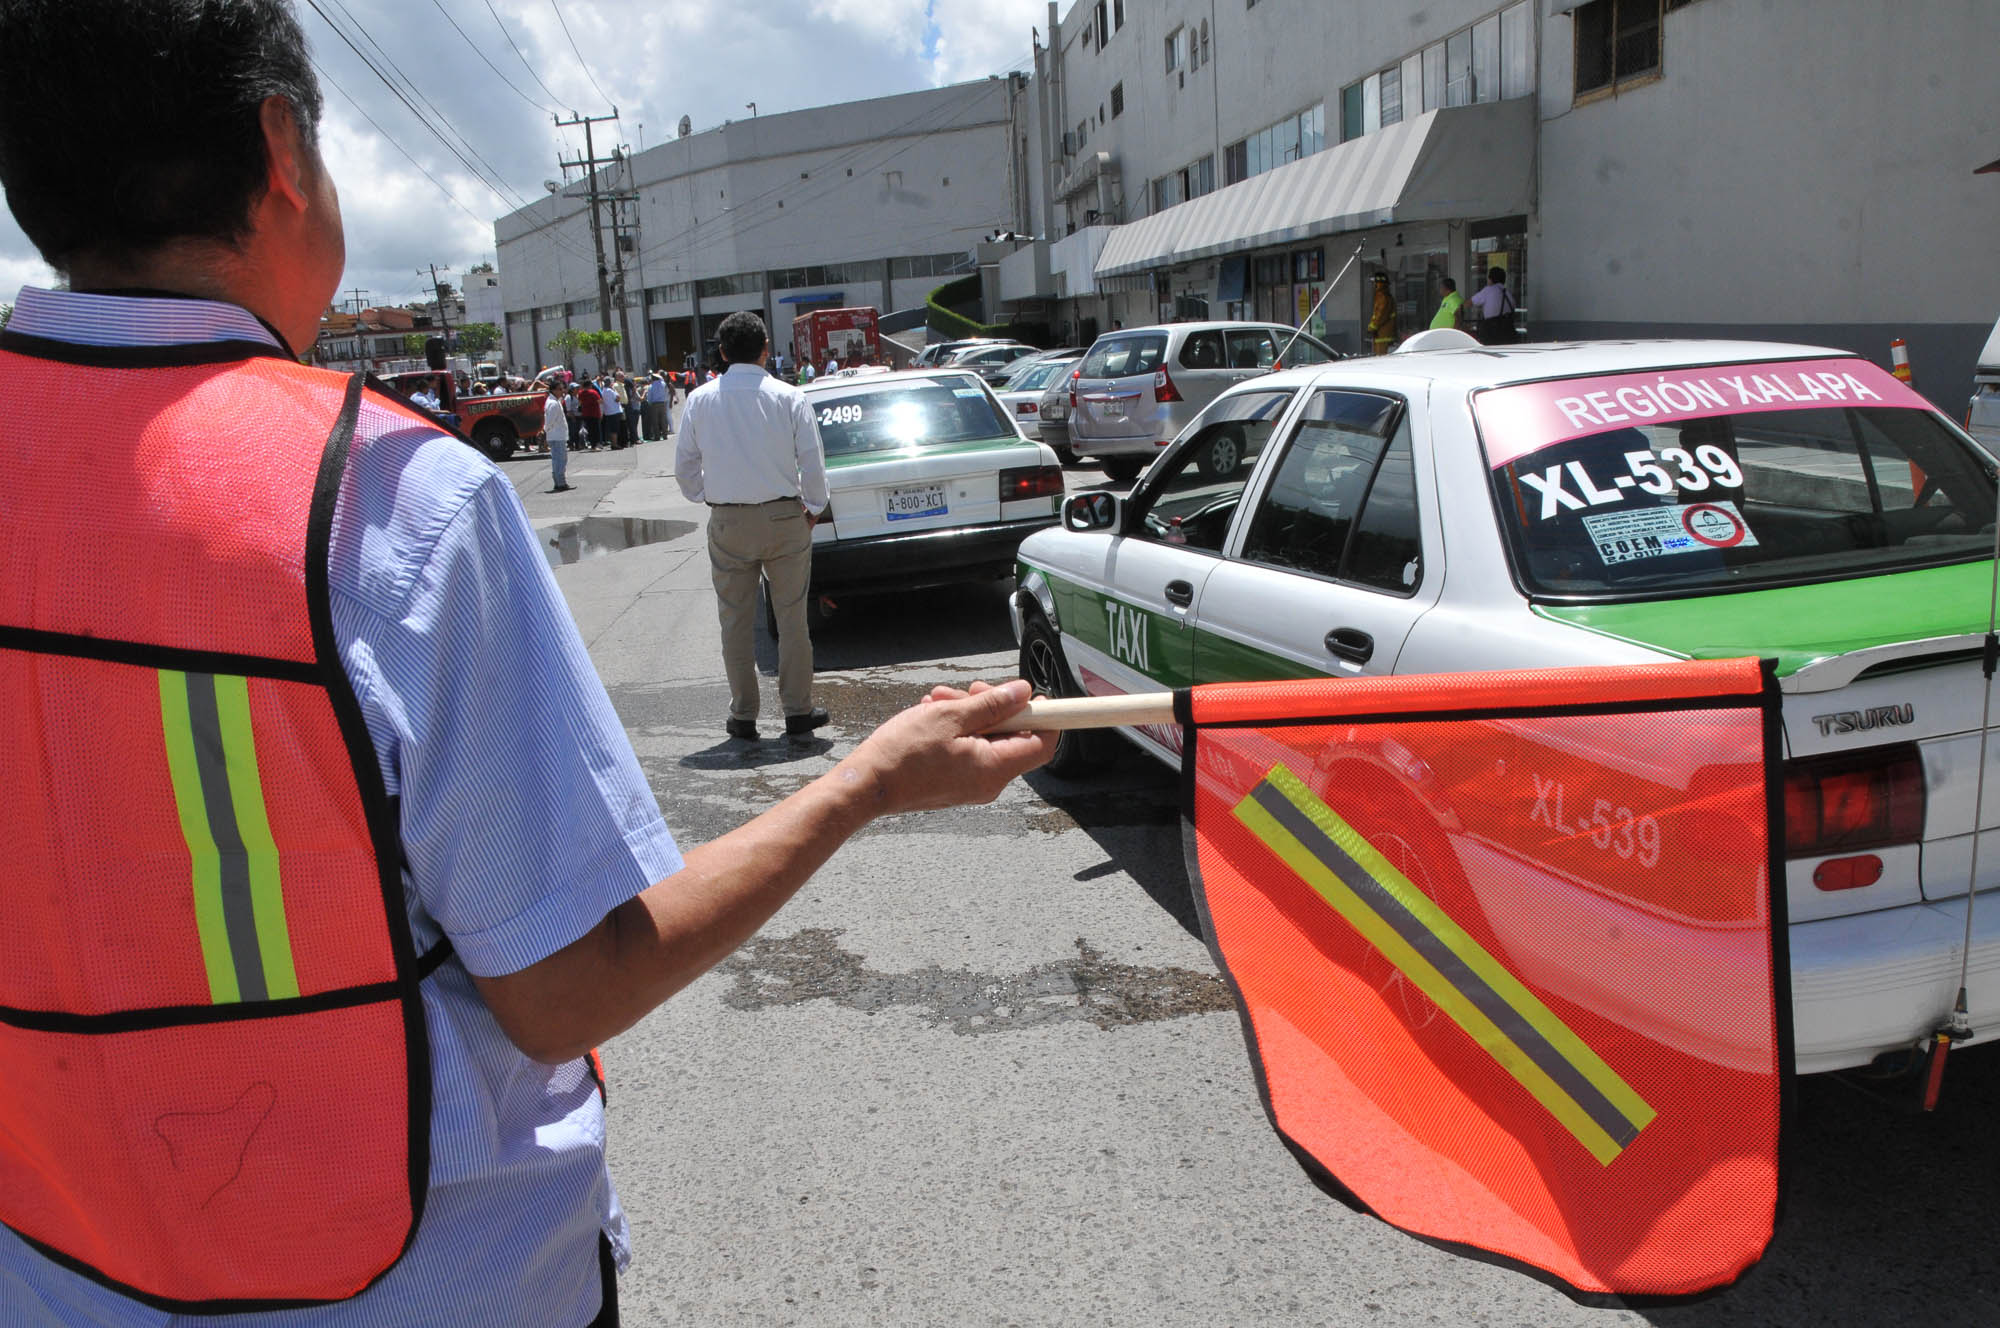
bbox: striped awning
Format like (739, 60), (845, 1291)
(1095, 99), (1536, 279)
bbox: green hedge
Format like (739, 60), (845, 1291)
(923, 275), (1052, 348)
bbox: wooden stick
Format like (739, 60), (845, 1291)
(988, 693), (1177, 732)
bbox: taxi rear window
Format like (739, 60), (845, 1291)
(1476, 359), (1996, 598)
(810, 377), (1012, 458)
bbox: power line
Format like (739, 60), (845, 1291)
(483, 0), (574, 114)
(310, 56), (494, 229)
(548, 0), (615, 109)
(428, 0), (561, 116)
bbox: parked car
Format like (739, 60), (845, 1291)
(944, 341), (1041, 383)
(1066, 321), (1341, 482)
(995, 352), (1086, 450)
(1013, 334), (2000, 1079)
(913, 337), (1018, 368)
(777, 369), (1065, 628)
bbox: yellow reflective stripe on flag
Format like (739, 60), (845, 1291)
(212, 674), (299, 1000)
(158, 670), (238, 1004)
(1234, 765), (1656, 1166)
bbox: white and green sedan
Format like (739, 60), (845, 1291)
(1013, 335), (2000, 1081)
(797, 370), (1064, 623)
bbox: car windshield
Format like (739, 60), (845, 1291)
(1079, 334), (1168, 379)
(809, 376), (1013, 457)
(1478, 359), (1997, 599)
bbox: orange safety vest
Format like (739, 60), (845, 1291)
(0, 336), (446, 1312)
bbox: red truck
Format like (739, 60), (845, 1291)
(383, 368), (546, 460)
(792, 306), (880, 372)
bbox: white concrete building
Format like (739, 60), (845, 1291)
(1007, 0), (2000, 403)
(494, 80), (1032, 373)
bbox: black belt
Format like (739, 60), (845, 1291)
(708, 497), (798, 508)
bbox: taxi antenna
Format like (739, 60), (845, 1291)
(1926, 476), (2000, 1107)
(1277, 244), (1364, 369)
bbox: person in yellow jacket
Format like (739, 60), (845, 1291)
(1368, 272), (1399, 354)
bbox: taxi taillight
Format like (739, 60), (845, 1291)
(1000, 465), (1065, 501)
(1783, 744), (1924, 859)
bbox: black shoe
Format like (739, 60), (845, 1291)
(550, 483), (575, 492)
(784, 707), (830, 738)
(725, 718), (759, 741)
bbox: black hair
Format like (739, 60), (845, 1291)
(717, 311), (767, 365)
(1439, 276), (1457, 292)
(0, 0), (324, 272)
(1487, 267), (1508, 284)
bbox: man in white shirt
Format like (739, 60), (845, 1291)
(824, 357), (840, 377)
(543, 380), (573, 491)
(674, 312), (830, 741)
(599, 371), (626, 448)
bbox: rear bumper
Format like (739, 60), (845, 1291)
(1070, 433), (1172, 461)
(1790, 891), (2000, 1073)
(812, 517), (1059, 596)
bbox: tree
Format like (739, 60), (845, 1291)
(547, 326), (586, 368)
(433, 281), (457, 303)
(0, 301), (11, 329)
(468, 260), (495, 274)
(579, 329), (622, 369)
(457, 322), (501, 355)
(402, 332), (427, 357)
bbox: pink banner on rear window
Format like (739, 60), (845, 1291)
(1476, 358), (1932, 471)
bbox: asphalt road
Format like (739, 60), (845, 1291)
(496, 432), (2000, 1327)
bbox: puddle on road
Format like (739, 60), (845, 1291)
(719, 927), (1231, 1034)
(541, 517), (694, 568)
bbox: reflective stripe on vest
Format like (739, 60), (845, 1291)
(159, 669), (299, 1004)
(0, 341), (444, 1314)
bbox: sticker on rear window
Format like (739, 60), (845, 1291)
(953, 387), (984, 398)
(1581, 501), (1760, 565)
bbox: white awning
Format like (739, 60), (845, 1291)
(1094, 99), (1536, 280)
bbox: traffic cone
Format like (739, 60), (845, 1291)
(1889, 337), (1915, 386)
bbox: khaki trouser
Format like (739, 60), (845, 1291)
(707, 500), (814, 722)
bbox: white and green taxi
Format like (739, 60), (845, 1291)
(796, 369), (1063, 623)
(1013, 335), (2000, 1078)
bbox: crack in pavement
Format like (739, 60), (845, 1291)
(718, 928), (1232, 1034)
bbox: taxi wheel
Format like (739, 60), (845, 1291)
(1020, 615), (1100, 777)
(1197, 427), (1244, 480)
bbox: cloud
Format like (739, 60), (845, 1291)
(0, 0), (1042, 312)
(928, 0), (1046, 85)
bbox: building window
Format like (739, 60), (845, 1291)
(1111, 82), (1124, 117)
(1113, 0), (1125, 30)
(1380, 64), (1402, 126)
(1199, 20), (1210, 65)
(1473, 14), (1501, 102)
(1095, 1), (1108, 45)
(1190, 154), (1215, 198)
(1422, 41), (1444, 111)
(1224, 138), (1247, 185)
(1576, 0), (1664, 97)
(1501, 1), (1532, 98)
(1445, 28), (1473, 106)
(1165, 26), (1185, 74)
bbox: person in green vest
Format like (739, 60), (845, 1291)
(1431, 276), (1465, 331)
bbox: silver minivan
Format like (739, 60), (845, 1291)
(1065, 321), (1340, 482)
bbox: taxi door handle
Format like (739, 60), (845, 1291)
(1164, 580), (1194, 608)
(1325, 627), (1374, 664)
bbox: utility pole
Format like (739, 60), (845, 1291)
(344, 286), (370, 316)
(555, 109), (620, 364)
(426, 264), (453, 353)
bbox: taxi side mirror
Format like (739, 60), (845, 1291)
(1063, 491), (1121, 532)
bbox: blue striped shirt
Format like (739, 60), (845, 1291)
(0, 288), (682, 1326)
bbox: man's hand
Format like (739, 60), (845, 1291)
(840, 679), (1056, 814)
(472, 679), (1054, 1064)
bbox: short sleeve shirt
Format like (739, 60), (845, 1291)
(0, 288), (681, 1327)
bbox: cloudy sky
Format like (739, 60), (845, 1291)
(0, 0), (1048, 313)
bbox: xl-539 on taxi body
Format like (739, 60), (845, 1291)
(1013, 332), (2000, 1079)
